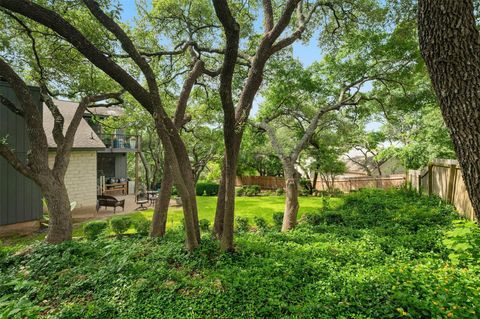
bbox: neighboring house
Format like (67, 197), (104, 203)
(43, 100), (106, 216)
(342, 148), (405, 177)
(0, 81), (43, 236)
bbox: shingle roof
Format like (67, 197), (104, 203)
(43, 99), (106, 149)
(86, 105), (124, 117)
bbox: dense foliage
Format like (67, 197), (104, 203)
(195, 181), (220, 196)
(1, 189), (479, 318)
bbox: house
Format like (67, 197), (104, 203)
(43, 100), (106, 216)
(0, 81), (43, 236)
(45, 100), (141, 218)
(83, 105), (140, 196)
(342, 148), (405, 177)
(1, 88), (142, 236)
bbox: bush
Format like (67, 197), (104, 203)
(110, 216), (132, 235)
(237, 185), (261, 197)
(235, 216), (250, 233)
(272, 212), (284, 227)
(275, 188), (284, 196)
(236, 187), (245, 197)
(133, 217), (151, 235)
(83, 220), (108, 240)
(199, 219), (210, 232)
(196, 181), (220, 196)
(299, 179), (312, 196)
(301, 211), (323, 226)
(317, 188), (343, 197)
(171, 186), (178, 196)
(322, 211), (344, 225)
(253, 216), (268, 233)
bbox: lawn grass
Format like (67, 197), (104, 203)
(2, 189), (479, 318)
(1, 195), (341, 248)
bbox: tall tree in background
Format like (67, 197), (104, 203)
(418, 0), (480, 219)
(256, 60), (368, 231)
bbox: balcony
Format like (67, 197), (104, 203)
(98, 133), (139, 152)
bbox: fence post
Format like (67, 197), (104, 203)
(428, 164), (433, 196)
(447, 164), (456, 203)
(417, 172), (422, 193)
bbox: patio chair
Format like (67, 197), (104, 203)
(136, 191), (149, 210)
(97, 195), (125, 214)
(147, 190), (159, 206)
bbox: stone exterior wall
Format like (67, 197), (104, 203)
(48, 151), (98, 212)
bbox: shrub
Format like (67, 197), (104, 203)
(133, 217), (151, 235)
(199, 219), (210, 232)
(237, 185), (261, 197)
(236, 187), (245, 197)
(299, 179), (312, 196)
(275, 188), (285, 196)
(235, 216), (250, 233)
(272, 212), (284, 227)
(196, 181), (220, 196)
(171, 186), (178, 196)
(83, 220), (108, 240)
(301, 212), (323, 226)
(253, 216), (268, 233)
(110, 216), (132, 235)
(322, 211), (344, 225)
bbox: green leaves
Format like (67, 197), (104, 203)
(443, 219), (480, 266)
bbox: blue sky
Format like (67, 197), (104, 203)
(119, 0), (319, 67)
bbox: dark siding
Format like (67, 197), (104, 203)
(115, 153), (128, 178)
(0, 82), (42, 226)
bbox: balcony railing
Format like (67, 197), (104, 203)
(98, 133), (139, 151)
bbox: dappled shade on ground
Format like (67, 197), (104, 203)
(1, 189), (479, 318)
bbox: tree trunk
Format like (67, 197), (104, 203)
(213, 158), (227, 239)
(43, 180), (72, 244)
(282, 161), (300, 231)
(418, 0), (480, 219)
(220, 135), (239, 252)
(150, 164), (173, 237)
(139, 151), (152, 189)
(312, 171), (318, 194)
(154, 122), (200, 250)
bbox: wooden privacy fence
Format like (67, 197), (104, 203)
(407, 159), (475, 220)
(236, 174), (406, 192)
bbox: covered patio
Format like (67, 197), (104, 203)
(72, 195), (182, 223)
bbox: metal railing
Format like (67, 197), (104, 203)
(98, 133), (139, 151)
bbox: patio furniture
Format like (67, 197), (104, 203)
(97, 195), (125, 213)
(104, 181), (128, 196)
(146, 190), (159, 206)
(136, 192), (149, 210)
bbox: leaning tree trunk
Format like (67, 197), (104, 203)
(418, 0), (480, 219)
(150, 164), (173, 237)
(154, 123), (200, 250)
(281, 161), (300, 231)
(43, 180), (73, 244)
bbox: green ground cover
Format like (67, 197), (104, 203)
(1, 189), (480, 318)
(1, 196), (340, 248)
